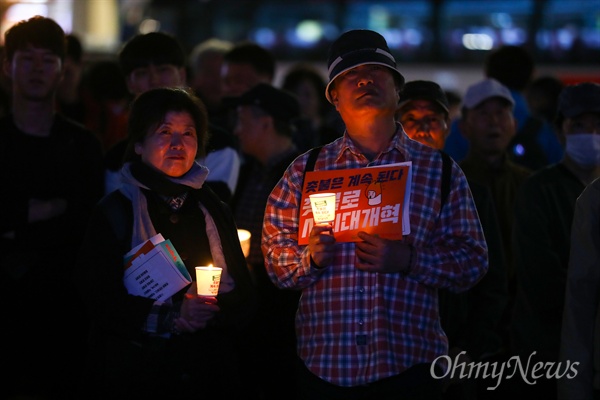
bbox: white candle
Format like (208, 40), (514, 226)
(309, 192), (337, 223)
(195, 265), (222, 296)
(237, 229), (251, 258)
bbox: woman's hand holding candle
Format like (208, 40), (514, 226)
(174, 284), (220, 332)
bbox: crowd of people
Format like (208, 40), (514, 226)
(1, 14), (599, 400)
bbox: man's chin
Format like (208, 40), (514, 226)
(24, 91), (53, 102)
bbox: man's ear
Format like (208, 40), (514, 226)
(261, 114), (273, 131)
(460, 117), (469, 140)
(556, 129), (566, 148)
(125, 74), (137, 97)
(58, 59), (66, 81)
(330, 90), (339, 108)
(555, 117), (566, 148)
(443, 116), (452, 140)
(178, 67), (186, 86)
(509, 114), (518, 137)
(3, 59), (11, 78)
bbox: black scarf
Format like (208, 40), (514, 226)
(131, 161), (192, 197)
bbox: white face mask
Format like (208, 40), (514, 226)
(565, 134), (600, 167)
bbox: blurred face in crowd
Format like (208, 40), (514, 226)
(329, 64), (399, 121)
(127, 63), (186, 97)
(57, 53), (82, 99)
(561, 112), (600, 136)
(221, 62), (269, 98)
(561, 112), (600, 168)
(291, 78), (322, 121)
(460, 97), (516, 157)
(191, 53), (225, 107)
(5, 45), (63, 101)
(135, 111), (198, 177)
(233, 105), (267, 157)
(398, 99), (449, 150)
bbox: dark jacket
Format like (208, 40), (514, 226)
(439, 180), (508, 361)
(0, 113), (104, 399)
(76, 186), (256, 399)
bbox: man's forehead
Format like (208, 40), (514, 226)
(17, 45), (57, 55)
(222, 62), (261, 77)
(132, 62), (178, 69)
(400, 99), (446, 115)
(402, 99), (438, 111)
(331, 64), (397, 91)
(340, 63), (391, 77)
(565, 112), (600, 122)
(472, 96), (513, 110)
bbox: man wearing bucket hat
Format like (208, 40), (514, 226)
(262, 29), (487, 399)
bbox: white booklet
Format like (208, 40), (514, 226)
(123, 234), (192, 301)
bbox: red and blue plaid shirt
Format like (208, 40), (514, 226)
(262, 125), (488, 387)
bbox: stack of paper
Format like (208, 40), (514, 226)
(123, 234), (192, 301)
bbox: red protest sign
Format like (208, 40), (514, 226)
(298, 162), (412, 244)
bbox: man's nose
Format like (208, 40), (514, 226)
(32, 55), (45, 70)
(357, 72), (374, 86)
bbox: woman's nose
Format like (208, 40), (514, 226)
(170, 133), (185, 148)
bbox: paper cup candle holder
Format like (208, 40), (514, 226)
(309, 192), (337, 223)
(237, 229), (251, 258)
(195, 265), (222, 296)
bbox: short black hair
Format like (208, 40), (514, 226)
(282, 63), (331, 117)
(119, 32), (186, 77)
(86, 60), (129, 101)
(223, 41), (275, 80)
(484, 45), (534, 91)
(66, 33), (83, 63)
(124, 87), (209, 162)
(4, 15), (66, 61)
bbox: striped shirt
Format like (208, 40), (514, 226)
(262, 125), (488, 387)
